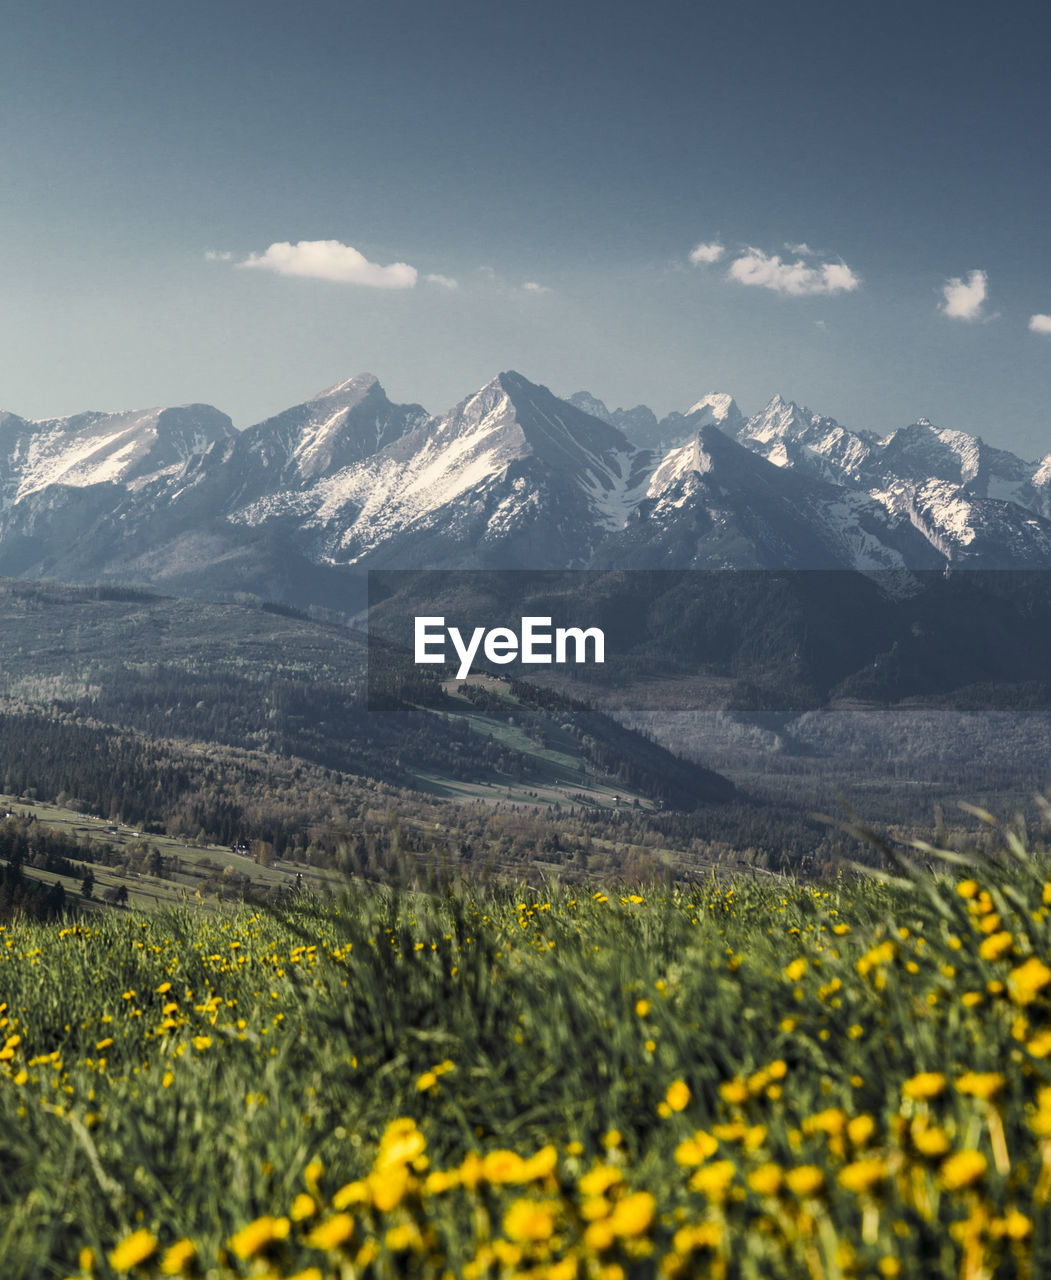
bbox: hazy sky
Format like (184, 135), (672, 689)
(3, 0), (1051, 453)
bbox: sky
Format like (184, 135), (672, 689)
(2, 0), (1051, 454)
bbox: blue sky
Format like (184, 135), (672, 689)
(3, 0), (1051, 453)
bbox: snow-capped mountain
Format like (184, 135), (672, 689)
(723, 400), (1051, 567)
(594, 424), (942, 571)
(0, 403), (235, 503)
(731, 395), (877, 486)
(567, 389), (743, 455)
(228, 372), (651, 569)
(1, 368), (1050, 606)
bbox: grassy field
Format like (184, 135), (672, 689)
(3, 828), (1051, 1278)
(0, 794), (346, 913)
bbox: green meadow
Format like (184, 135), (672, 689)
(2, 825), (1051, 1279)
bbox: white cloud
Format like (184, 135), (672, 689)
(939, 269), (988, 321)
(424, 273), (459, 290)
(689, 241), (725, 265)
(1029, 314), (1051, 334)
(785, 242), (814, 256)
(240, 239), (417, 288)
(522, 281), (552, 294)
(204, 250), (233, 261)
(727, 247), (860, 297)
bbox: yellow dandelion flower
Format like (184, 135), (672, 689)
(416, 1070), (438, 1092)
(803, 1107), (846, 1137)
(1008, 956), (1051, 1004)
(385, 1222), (422, 1251)
(368, 1165), (410, 1212)
(424, 1168), (459, 1194)
(609, 1191), (655, 1237)
(376, 1118), (425, 1169)
(1027, 1029), (1051, 1057)
(961, 991), (983, 1008)
(290, 1193), (316, 1221)
(673, 1131), (718, 1166)
(979, 931), (1014, 961)
(902, 1071), (947, 1101)
(305, 1214), (354, 1250)
(287, 1270), (323, 1280)
(955, 1071), (1004, 1100)
(503, 1198), (555, 1242)
(939, 1150), (987, 1190)
(332, 1180), (369, 1210)
(482, 1149), (528, 1184)
(785, 1165), (824, 1198)
(108, 1229), (158, 1271)
(747, 1163), (783, 1196)
(838, 1158), (886, 1194)
(911, 1123), (951, 1158)
(228, 1216), (290, 1259)
(191, 1035), (212, 1051)
(580, 1195), (612, 1221)
(783, 958), (807, 982)
(847, 1115), (876, 1146)
(635, 999), (650, 1017)
(686, 1222), (723, 1253)
(1029, 1086), (1051, 1137)
(79, 1246), (96, 1272)
(665, 1080), (691, 1112)
(522, 1143), (558, 1180)
(718, 1078), (748, 1105)
(768, 1059), (788, 1080)
(585, 1219), (615, 1252)
(957, 879), (980, 899)
(578, 1164), (623, 1197)
(689, 1159), (735, 1200)
(159, 1239), (195, 1276)
(993, 1210), (1032, 1240)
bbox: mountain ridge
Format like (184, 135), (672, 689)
(2, 368), (1051, 606)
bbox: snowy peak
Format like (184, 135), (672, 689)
(646, 423), (741, 498)
(684, 393), (743, 430)
(234, 375), (427, 486)
(308, 372), (379, 408)
(385, 371), (642, 518)
(566, 390), (613, 423)
(5, 403), (235, 499)
(876, 421), (983, 487)
(734, 395), (876, 486)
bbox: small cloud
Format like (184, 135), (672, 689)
(689, 241), (725, 265)
(939, 269), (988, 321)
(728, 247), (860, 297)
(813, 319), (826, 329)
(204, 250), (233, 261)
(1029, 314), (1051, 334)
(522, 281), (552, 294)
(240, 239), (417, 288)
(424, 273), (459, 290)
(785, 242), (814, 256)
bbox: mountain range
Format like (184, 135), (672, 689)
(3, 370), (1051, 606)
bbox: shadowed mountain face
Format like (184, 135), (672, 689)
(1, 369), (1051, 608)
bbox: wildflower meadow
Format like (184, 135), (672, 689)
(3, 828), (1051, 1278)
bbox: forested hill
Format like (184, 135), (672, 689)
(0, 579), (731, 819)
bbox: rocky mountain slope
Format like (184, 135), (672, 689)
(1, 370), (1050, 606)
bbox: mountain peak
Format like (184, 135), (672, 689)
(684, 392), (743, 430)
(308, 372), (381, 409)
